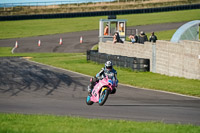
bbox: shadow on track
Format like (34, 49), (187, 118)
(0, 57), (86, 96)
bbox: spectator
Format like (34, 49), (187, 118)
(149, 32), (158, 43)
(104, 24), (109, 36)
(113, 33), (117, 43)
(128, 34), (138, 44)
(138, 31), (148, 44)
(113, 32), (123, 43)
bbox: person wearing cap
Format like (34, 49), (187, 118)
(149, 32), (158, 43)
(88, 61), (118, 95)
(138, 31), (148, 44)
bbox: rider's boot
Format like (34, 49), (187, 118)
(88, 77), (97, 96)
(87, 85), (93, 96)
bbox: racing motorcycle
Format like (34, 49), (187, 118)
(86, 76), (118, 106)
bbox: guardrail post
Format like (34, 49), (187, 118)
(152, 42), (156, 73)
(136, 29), (138, 36)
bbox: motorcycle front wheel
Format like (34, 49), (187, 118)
(86, 95), (94, 105)
(98, 87), (109, 106)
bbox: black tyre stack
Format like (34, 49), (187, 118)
(87, 50), (150, 72)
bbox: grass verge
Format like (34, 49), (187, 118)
(0, 9), (200, 39)
(0, 47), (200, 97)
(0, 113), (200, 133)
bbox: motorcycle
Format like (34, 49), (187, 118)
(86, 76), (118, 106)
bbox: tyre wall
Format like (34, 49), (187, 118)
(86, 50), (150, 72)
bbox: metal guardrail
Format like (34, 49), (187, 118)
(0, 4), (199, 21)
(87, 50), (150, 72)
(0, 0), (114, 8)
(0, 1), (154, 8)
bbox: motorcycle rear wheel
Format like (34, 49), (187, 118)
(98, 88), (109, 106)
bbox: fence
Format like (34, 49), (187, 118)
(86, 50), (150, 72)
(1, 3), (200, 21)
(0, 0), (115, 8)
(0, 0), (177, 8)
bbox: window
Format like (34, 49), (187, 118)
(118, 22), (125, 36)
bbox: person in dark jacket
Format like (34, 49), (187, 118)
(149, 32), (158, 43)
(138, 31), (148, 44)
(113, 32), (123, 43)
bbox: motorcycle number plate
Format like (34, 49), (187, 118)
(93, 90), (97, 97)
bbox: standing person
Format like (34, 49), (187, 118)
(138, 31), (148, 44)
(104, 24), (109, 36)
(149, 32), (158, 43)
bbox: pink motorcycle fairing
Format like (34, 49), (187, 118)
(90, 76), (117, 103)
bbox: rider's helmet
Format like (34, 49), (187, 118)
(105, 61), (113, 70)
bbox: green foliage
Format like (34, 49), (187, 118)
(0, 113), (200, 133)
(0, 9), (200, 39)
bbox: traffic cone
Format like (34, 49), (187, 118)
(15, 41), (18, 48)
(80, 36), (83, 43)
(38, 40), (41, 46)
(59, 38), (63, 45)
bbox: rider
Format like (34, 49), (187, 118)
(88, 61), (118, 95)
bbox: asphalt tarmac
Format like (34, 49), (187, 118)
(1, 21), (200, 125)
(0, 57), (200, 125)
(0, 22), (186, 53)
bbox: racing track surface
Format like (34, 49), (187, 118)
(0, 57), (200, 125)
(0, 22), (186, 53)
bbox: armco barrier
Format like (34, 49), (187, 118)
(86, 50), (150, 72)
(0, 4), (200, 21)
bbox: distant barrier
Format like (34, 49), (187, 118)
(0, 0), (113, 8)
(0, 4), (200, 21)
(86, 50), (150, 72)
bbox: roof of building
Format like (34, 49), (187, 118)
(171, 20), (200, 43)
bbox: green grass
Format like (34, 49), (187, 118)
(146, 29), (177, 41)
(1, 9), (200, 132)
(1, 47), (200, 97)
(91, 44), (99, 50)
(0, 113), (200, 133)
(0, 9), (200, 39)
